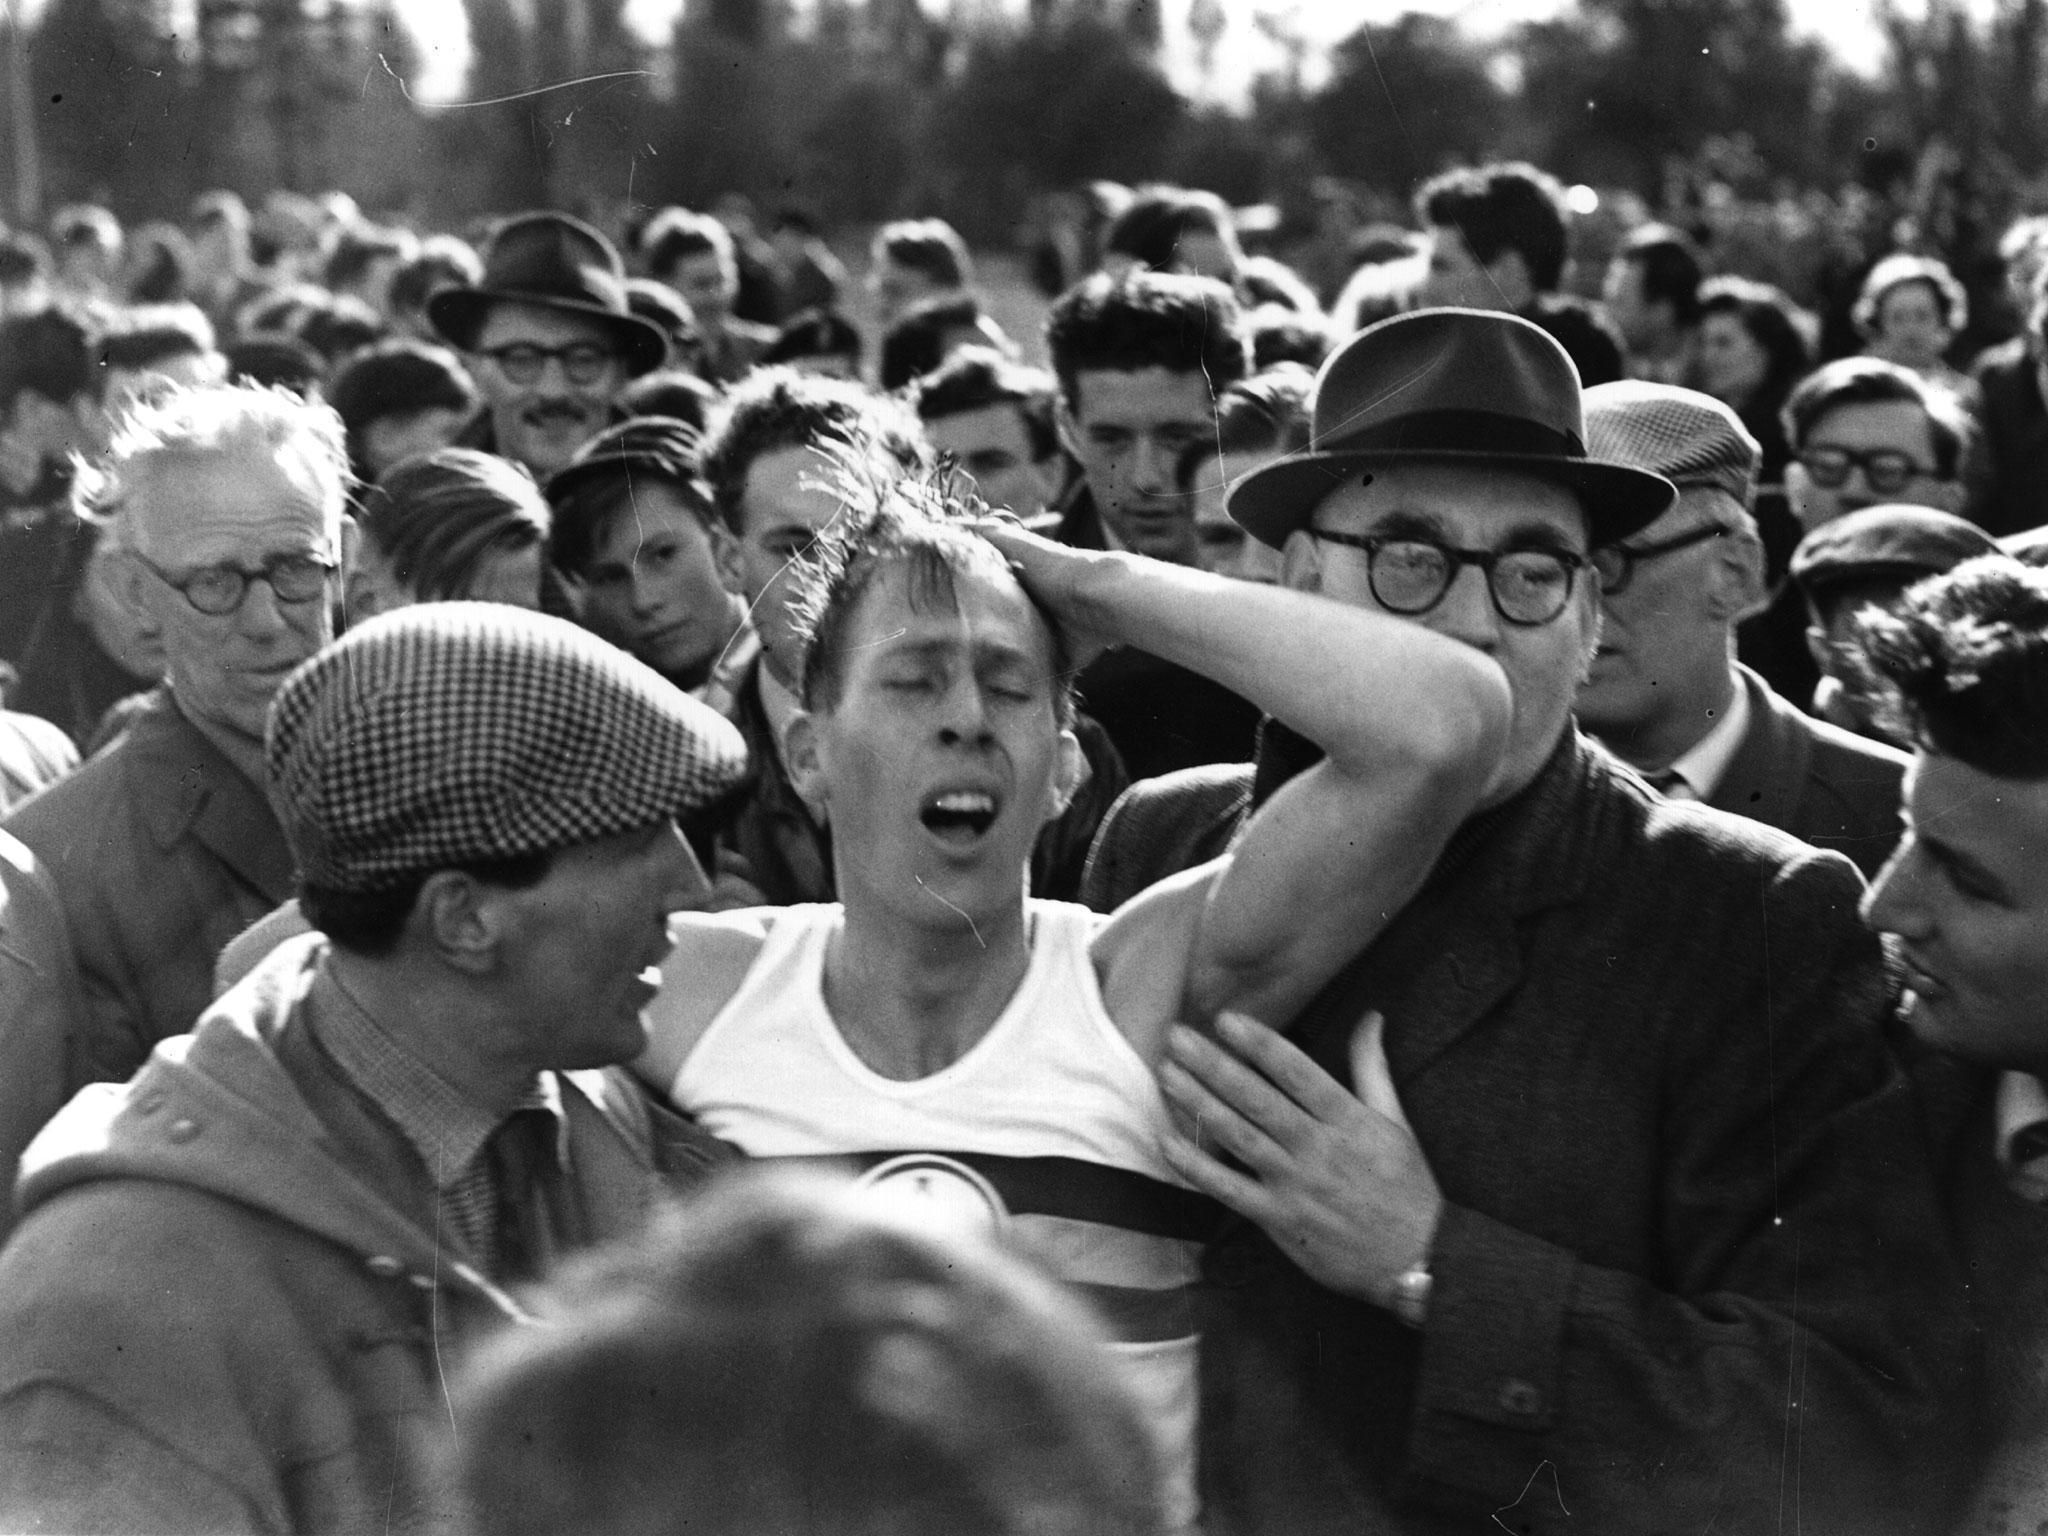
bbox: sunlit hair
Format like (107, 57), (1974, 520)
(355, 448), (548, 603)
(81, 381), (350, 552)
(696, 365), (928, 536)
(1854, 555), (2048, 778)
(1782, 355), (1974, 479)
(448, 1170), (1167, 1536)
(1853, 252), (1969, 340)
(788, 457), (1075, 727)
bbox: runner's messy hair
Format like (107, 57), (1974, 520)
(789, 452), (1077, 727)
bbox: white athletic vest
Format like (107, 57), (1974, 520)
(674, 900), (1206, 1530)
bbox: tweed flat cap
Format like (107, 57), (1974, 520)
(1582, 381), (1761, 507)
(267, 603), (746, 892)
(1789, 503), (2000, 596)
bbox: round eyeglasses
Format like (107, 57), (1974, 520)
(132, 549), (337, 616)
(1307, 531), (1589, 626)
(1796, 444), (1935, 498)
(1591, 523), (1729, 595)
(478, 341), (618, 386)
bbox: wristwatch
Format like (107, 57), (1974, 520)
(1386, 1261), (1433, 1329)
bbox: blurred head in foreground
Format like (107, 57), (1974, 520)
(450, 1169), (1166, 1536)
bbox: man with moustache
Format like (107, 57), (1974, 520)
(430, 212), (668, 481)
(4, 384), (348, 1088)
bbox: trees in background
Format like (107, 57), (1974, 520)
(9, 0), (2048, 289)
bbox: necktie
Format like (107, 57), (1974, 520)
(486, 1107), (558, 1284)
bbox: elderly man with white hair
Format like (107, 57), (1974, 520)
(4, 383), (350, 1087)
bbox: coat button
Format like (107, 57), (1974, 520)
(1497, 1378), (1545, 1417)
(166, 1118), (201, 1143)
(366, 1255), (404, 1278)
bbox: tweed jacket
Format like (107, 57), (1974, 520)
(1179, 732), (1969, 1534)
(1704, 664), (1908, 880)
(2, 686), (295, 1089)
(0, 830), (85, 1246)
(0, 936), (731, 1534)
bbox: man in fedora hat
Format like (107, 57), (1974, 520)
(431, 212), (668, 479)
(1084, 308), (1970, 1534)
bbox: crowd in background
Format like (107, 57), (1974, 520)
(0, 156), (2043, 1536)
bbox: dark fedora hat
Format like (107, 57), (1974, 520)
(1229, 308), (1676, 549)
(428, 212), (669, 377)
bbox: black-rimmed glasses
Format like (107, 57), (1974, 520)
(478, 342), (618, 386)
(1592, 523), (1728, 595)
(1307, 531), (1589, 626)
(1796, 444), (1936, 497)
(131, 548), (337, 616)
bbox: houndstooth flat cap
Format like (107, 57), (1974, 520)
(266, 602), (746, 892)
(1582, 380), (1761, 508)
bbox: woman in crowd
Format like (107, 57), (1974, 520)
(1854, 251), (1976, 403)
(1696, 274), (1816, 488)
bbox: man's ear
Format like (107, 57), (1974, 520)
(1708, 524), (1770, 623)
(711, 523), (746, 597)
(415, 871), (503, 975)
(112, 543), (155, 620)
(1054, 396), (1085, 465)
(784, 711), (827, 821)
(1278, 528), (1325, 593)
(1049, 727), (1087, 821)
(1805, 622), (1837, 681)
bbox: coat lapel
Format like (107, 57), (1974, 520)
(127, 689), (295, 902)
(1708, 666), (1808, 834)
(1288, 732), (1607, 1090)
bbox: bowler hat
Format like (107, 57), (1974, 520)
(429, 212), (669, 377)
(1230, 308), (1676, 549)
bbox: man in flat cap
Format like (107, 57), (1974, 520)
(1088, 309), (1969, 1534)
(431, 211), (669, 480)
(0, 603), (746, 1534)
(1789, 502), (2000, 746)
(1576, 380), (1910, 879)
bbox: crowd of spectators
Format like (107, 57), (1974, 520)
(0, 158), (2043, 1536)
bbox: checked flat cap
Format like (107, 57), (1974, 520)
(267, 603), (746, 892)
(1583, 381), (1761, 507)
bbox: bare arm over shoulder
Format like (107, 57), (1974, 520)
(990, 526), (1510, 1030)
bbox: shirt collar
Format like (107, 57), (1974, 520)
(757, 662), (806, 774)
(312, 964), (561, 1191)
(1996, 1072), (2048, 1167)
(1658, 672), (1751, 802)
